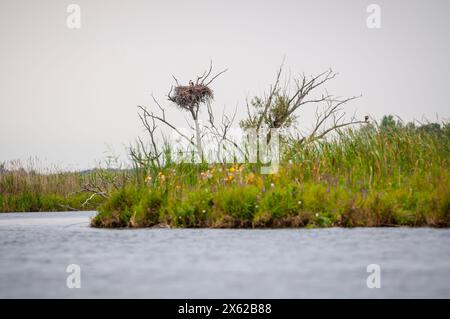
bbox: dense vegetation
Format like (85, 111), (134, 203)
(0, 161), (130, 212)
(1, 116), (448, 228)
(91, 117), (450, 228)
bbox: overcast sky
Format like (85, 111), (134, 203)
(1, 0), (449, 169)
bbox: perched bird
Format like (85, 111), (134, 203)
(365, 115), (369, 122)
(189, 80), (194, 86)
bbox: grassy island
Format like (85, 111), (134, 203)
(1, 116), (449, 228)
(91, 119), (450, 228)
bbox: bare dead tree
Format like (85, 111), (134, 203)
(137, 60), (228, 161)
(241, 63), (365, 144)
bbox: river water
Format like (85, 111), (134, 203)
(0, 211), (449, 298)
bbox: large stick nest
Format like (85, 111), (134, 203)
(170, 84), (213, 110)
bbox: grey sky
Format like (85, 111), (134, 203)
(1, 0), (449, 169)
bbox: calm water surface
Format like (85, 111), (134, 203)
(0, 212), (449, 298)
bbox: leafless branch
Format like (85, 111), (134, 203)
(306, 95), (364, 142)
(137, 104), (193, 146)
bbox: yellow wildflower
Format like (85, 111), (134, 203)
(246, 172), (255, 184)
(254, 175), (264, 188)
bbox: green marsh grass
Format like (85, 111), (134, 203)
(92, 119), (450, 228)
(0, 160), (128, 212)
